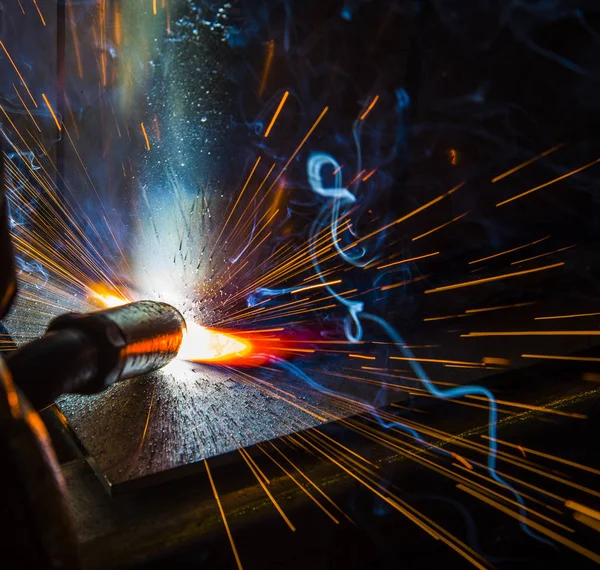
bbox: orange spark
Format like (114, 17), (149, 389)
(465, 301), (535, 314)
(377, 251), (439, 270)
(348, 169), (366, 186)
(12, 84), (40, 132)
(264, 90), (289, 138)
(242, 328), (284, 334)
(380, 273), (429, 292)
(0, 41), (37, 106)
(510, 243), (577, 265)
(265, 107), (329, 193)
(138, 383), (157, 452)
(451, 453), (472, 470)
(32, 0), (46, 25)
(205, 460), (245, 570)
(492, 142), (566, 183)
(114, 5), (122, 45)
(140, 122), (151, 150)
(522, 354), (600, 363)
(468, 235), (550, 265)
(390, 356), (480, 366)
(535, 311), (600, 321)
(99, 0), (107, 85)
(412, 212), (469, 241)
(238, 448), (296, 531)
(42, 93), (61, 130)
(360, 95), (379, 121)
(482, 357), (511, 367)
(458, 485), (600, 564)
(425, 261), (563, 294)
(259, 40), (275, 97)
(362, 168), (377, 181)
(211, 156), (262, 253)
(463, 330), (600, 338)
(345, 182), (464, 251)
(497, 157), (600, 207)
(259, 443), (342, 524)
(574, 512), (600, 533)
(423, 314), (470, 322)
(290, 279), (342, 294)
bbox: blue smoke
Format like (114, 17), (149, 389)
(266, 149), (554, 546)
(15, 257), (48, 289)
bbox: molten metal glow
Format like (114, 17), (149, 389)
(90, 288), (253, 364)
(90, 286), (254, 365)
(178, 321), (252, 364)
(90, 286), (129, 308)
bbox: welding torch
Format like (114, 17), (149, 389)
(0, 139), (193, 569)
(3, 300), (186, 409)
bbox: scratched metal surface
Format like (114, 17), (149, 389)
(55, 358), (381, 491)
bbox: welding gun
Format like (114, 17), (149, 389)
(0, 140), (188, 569)
(4, 300), (186, 409)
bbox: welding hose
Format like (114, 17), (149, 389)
(5, 301), (185, 409)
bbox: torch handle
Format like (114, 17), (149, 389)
(5, 329), (102, 409)
(3, 301), (185, 409)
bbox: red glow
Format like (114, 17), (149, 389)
(88, 287), (307, 367)
(179, 325), (314, 367)
(177, 321), (253, 364)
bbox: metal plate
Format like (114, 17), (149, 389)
(56, 358), (383, 491)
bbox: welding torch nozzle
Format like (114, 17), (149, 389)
(4, 301), (185, 409)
